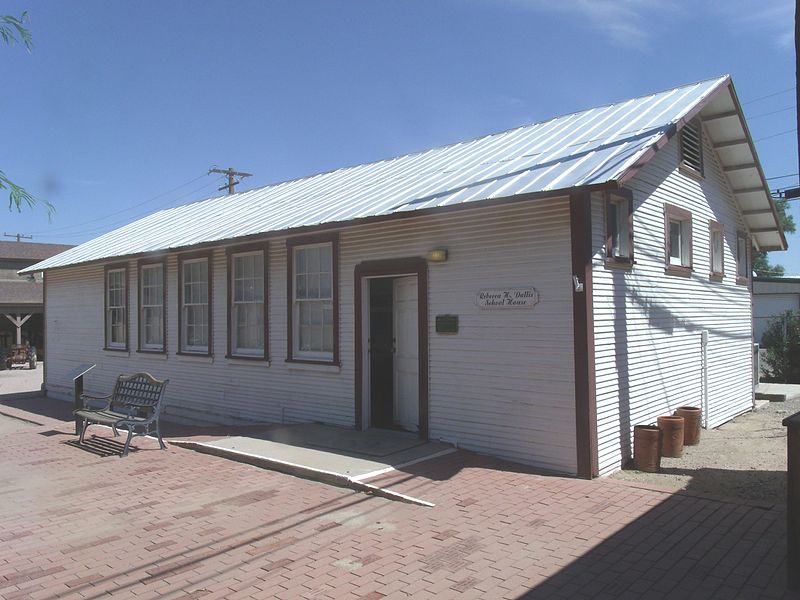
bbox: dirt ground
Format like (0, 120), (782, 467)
(611, 394), (800, 504)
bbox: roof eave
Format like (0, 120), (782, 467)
(614, 76), (787, 251)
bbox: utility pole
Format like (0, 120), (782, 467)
(208, 167), (253, 195)
(3, 233), (33, 242)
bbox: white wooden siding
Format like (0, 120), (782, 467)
(45, 197), (578, 474)
(592, 132), (753, 475)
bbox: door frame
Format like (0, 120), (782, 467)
(354, 257), (428, 438)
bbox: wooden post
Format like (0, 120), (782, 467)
(67, 363), (96, 436)
(784, 410), (800, 590)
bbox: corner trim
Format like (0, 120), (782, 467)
(570, 192), (599, 479)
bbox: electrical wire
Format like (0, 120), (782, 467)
(26, 172), (214, 235)
(33, 177), (228, 241)
(754, 128), (797, 142)
(766, 173), (799, 181)
(747, 105), (796, 119)
(742, 86), (796, 105)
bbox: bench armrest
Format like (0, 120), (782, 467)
(79, 393), (112, 411)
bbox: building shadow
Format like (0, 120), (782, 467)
(516, 488), (789, 599)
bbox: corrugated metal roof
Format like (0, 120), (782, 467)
(26, 75), (755, 272)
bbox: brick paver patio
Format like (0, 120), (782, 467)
(0, 401), (792, 599)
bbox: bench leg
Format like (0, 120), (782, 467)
(111, 425), (120, 437)
(121, 427), (134, 457)
(79, 420), (89, 444)
(155, 422), (167, 450)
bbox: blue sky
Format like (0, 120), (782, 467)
(2, 0), (798, 271)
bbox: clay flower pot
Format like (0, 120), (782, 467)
(633, 425), (662, 472)
(675, 406), (702, 446)
(657, 415), (685, 458)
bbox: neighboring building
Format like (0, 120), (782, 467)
(24, 75), (786, 477)
(0, 241), (73, 358)
(753, 276), (800, 345)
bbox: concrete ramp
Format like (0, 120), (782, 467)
(171, 423), (454, 506)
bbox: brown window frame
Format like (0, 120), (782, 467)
(286, 232), (340, 366)
(104, 262), (129, 351)
(226, 243), (269, 361)
(708, 221), (725, 281)
(679, 118), (704, 180)
(664, 203), (693, 276)
(736, 231), (750, 286)
(177, 250), (213, 357)
(137, 258), (167, 353)
(604, 188), (634, 266)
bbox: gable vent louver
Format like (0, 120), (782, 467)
(680, 119), (704, 176)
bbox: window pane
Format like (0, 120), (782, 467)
(319, 244), (332, 275)
(669, 220), (681, 259)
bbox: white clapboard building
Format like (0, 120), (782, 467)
(24, 75), (786, 477)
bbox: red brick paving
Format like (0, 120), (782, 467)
(0, 401), (794, 599)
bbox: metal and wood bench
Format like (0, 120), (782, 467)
(73, 372), (169, 457)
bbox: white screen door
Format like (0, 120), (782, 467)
(393, 276), (419, 432)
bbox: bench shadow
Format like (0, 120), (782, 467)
(63, 435), (140, 458)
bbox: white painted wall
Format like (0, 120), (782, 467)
(45, 196), (578, 474)
(592, 132), (754, 475)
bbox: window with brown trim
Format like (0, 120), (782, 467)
(604, 189), (634, 265)
(709, 221), (724, 279)
(227, 244), (268, 359)
(680, 119), (704, 178)
(178, 252), (212, 355)
(287, 233), (339, 364)
(138, 260), (165, 352)
(664, 203), (693, 274)
(736, 231), (750, 285)
(104, 264), (128, 350)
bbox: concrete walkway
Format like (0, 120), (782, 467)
(756, 382), (800, 402)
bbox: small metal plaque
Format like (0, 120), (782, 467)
(435, 315), (459, 334)
(66, 363), (96, 381)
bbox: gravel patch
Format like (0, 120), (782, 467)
(610, 393), (800, 504)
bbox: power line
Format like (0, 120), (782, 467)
(27, 172), (213, 235)
(747, 105), (796, 119)
(754, 128), (798, 142)
(33, 177), (228, 241)
(766, 173), (799, 180)
(742, 86), (796, 105)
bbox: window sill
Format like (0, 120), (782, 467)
(736, 276), (750, 286)
(286, 359), (341, 374)
(604, 257), (635, 269)
(226, 355), (271, 366)
(175, 353), (214, 364)
(137, 350), (168, 360)
(665, 264), (693, 277)
(709, 272), (724, 282)
(103, 348), (130, 357)
(679, 163), (704, 181)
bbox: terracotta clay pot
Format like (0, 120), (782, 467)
(675, 406), (702, 446)
(657, 415), (685, 458)
(633, 425), (661, 472)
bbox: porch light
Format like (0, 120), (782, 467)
(427, 248), (448, 262)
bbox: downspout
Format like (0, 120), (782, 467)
(701, 329), (709, 428)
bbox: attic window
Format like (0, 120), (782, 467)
(680, 119), (704, 178)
